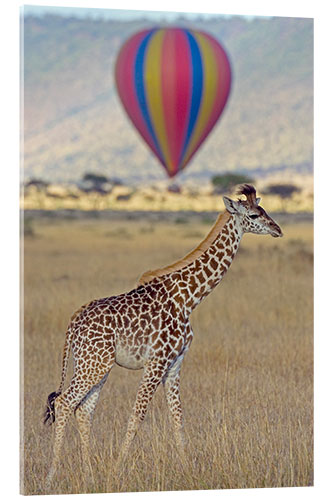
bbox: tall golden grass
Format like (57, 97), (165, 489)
(22, 214), (313, 494)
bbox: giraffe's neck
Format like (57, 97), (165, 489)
(168, 214), (242, 314)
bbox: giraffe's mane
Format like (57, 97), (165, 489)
(138, 210), (231, 286)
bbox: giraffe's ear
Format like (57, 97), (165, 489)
(223, 196), (242, 214)
(256, 197), (261, 205)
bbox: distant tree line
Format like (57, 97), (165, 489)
(24, 173), (301, 200)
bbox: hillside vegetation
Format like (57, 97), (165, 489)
(23, 14), (313, 184)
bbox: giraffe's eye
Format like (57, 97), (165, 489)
(249, 214), (259, 219)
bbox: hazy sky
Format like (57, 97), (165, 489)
(22, 4), (255, 21)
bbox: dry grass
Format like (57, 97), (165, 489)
(21, 213), (313, 495)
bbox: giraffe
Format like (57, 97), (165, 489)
(44, 184), (282, 487)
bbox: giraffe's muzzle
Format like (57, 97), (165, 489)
(270, 225), (283, 238)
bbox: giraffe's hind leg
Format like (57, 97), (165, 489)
(46, 366), (112, 490)
(117, 359), (166, 465)
(74, 373), (110, 483)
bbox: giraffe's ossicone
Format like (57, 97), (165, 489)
(44, 184), (282, 489)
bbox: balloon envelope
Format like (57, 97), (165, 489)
(115, 27), (231, 178)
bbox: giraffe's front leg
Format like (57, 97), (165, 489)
(163, 323), (193, 458)
(117, 359), (166, 465)
(163, 354), (186, 457)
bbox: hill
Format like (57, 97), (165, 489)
(23, 14), (313, 184)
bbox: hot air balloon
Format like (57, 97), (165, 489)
(115, 27), (232, 178)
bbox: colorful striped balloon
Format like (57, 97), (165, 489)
(115, 27), (232, 178)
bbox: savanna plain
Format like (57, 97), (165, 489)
(22, 211), (313, 495)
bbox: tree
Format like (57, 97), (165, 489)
(264, 183), (300, 198)
(211, 173), (255, 194)
(82, 173), (109, 184)
(79, 173), (112, 195)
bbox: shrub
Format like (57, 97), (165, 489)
(167, 184), (182, 194)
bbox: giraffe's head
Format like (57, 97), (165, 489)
(223, 184), (283, 238)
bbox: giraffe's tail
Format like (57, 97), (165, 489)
(44, 391), (61, 425)
(43, 302), (89, 426)
(43, 324), (73, 426)
(43, 320), (77, 425)
(43, 326), (72, 425)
